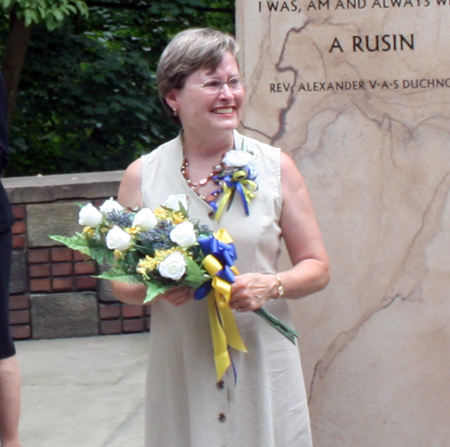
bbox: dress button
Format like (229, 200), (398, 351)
(218, 413), (227, 423)
(216, 380), (225, 390)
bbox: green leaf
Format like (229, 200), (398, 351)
(5, 0), (234, 177)
(183, 256), (210, 289)
(143, 282), (168, 304)
(23, 9), (35, 26)
(49, 233), (111, 264)
(52, 9), (64, 22)
(49, 233), (93, 258)
(98, 267), (169, 303)
(95, 269), (141, 284)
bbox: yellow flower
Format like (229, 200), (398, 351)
(154, 207), (168, 220)
(82, 227), (96, 237)
(114, 249), (125, 259)
(172, 211), (187, 224)
(154, 207), (186, 224)
(136, 248), (185, 280)
(155, 247), (184, 259)
(126, 226), (140, 236)
(137, 255), (160, 274)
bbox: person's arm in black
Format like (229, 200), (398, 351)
(0, 74), (8, 174)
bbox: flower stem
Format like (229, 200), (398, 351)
(253, 308), (299, 345)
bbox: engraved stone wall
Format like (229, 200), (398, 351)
(237, 1), (450, 444)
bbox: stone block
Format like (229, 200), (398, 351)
(30, 278), (52, 293)
(123, 318), (145, 333)
(100, 319), (122, 335)
(3, 171), (123, 205)
(30, 292), (99, 339)
(122, 305), (144, 319)
(9, 295), (30, 311)
(98, 263), (118, 303)
(27, 202), (86, 248)
(9, 309), (30, 325)
(10, 250), (27, 294)
(12, 205), (25, 219)
(12, 220), (25, 235)
(12, 235), (25, 249)
(98, 279), (116, 302)
(99, 303), (121, 320)
(11, 325), (31, 340)
(28, 248), (50, 264)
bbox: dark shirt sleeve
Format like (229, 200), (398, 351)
(0, 73), (13, 232)
(0, 73), (8, 173)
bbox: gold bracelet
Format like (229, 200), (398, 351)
(274, 274), (285, 299)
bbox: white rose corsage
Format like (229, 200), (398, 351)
(212, 143), (259, 221)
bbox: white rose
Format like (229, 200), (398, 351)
(170, 221), (197, 248)
(163, 194), (189, 212)
(78, 203), (103, 227)
(100, 197), (124, 214)
(158, 252), (186, 281)
(133, 208), (158, 231)
(222, 150), (254, 168)
(106, 226), (132, 251)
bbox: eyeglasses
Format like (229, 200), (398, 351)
(199, 77), (244, 94)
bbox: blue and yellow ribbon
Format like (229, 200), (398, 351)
(195, 229), (247, 381)
(215, 166), (258, 222)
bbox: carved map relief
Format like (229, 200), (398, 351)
(237, 1), (450, 445)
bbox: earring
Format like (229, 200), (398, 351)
(173, 108), (178, 117)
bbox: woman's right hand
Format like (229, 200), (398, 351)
(111, 280), (194, 307)
(157, 287), (194, 307)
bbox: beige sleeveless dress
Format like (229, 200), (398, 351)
(141, 131), (313, 447)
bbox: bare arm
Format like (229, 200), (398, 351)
(230, 152), (330, 311)
(110, 158), (147, 304)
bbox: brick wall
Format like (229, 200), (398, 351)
(4, 171), (150, 341)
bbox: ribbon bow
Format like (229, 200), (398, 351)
(215, 166), (258, 221)
(195, 229), (247, 381)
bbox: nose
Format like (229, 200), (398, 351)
(218, 82), (234, 99)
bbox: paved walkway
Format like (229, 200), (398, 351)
(15, 333), (148, 447)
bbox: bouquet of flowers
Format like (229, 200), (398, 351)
(50, 195), (298, 379)
(50, 194), (212, 303)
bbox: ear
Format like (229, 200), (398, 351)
(164, 89), (179, 112)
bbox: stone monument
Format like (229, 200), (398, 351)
(236, 1), (450, 445)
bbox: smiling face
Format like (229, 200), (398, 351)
(165, 52), (245, 137)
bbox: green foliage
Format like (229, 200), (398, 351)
(1, 0), (235, 176)
(7, 21), (173, 175)
(96, 267), (142, 285)
(50, 232), (114, 264)
(184, 255), (210, 289)
(0, 0), (88, 30)
(143, 282), (168, 303)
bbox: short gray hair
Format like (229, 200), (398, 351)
(156, 28), (239, 124)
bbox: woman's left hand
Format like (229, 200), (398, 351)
(229, 273), (278, 312)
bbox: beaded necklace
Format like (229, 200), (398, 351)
(180, 133), (234, 204)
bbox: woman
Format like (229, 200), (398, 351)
(112, 28), (330, 447)
(0, 73), (23, 447)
